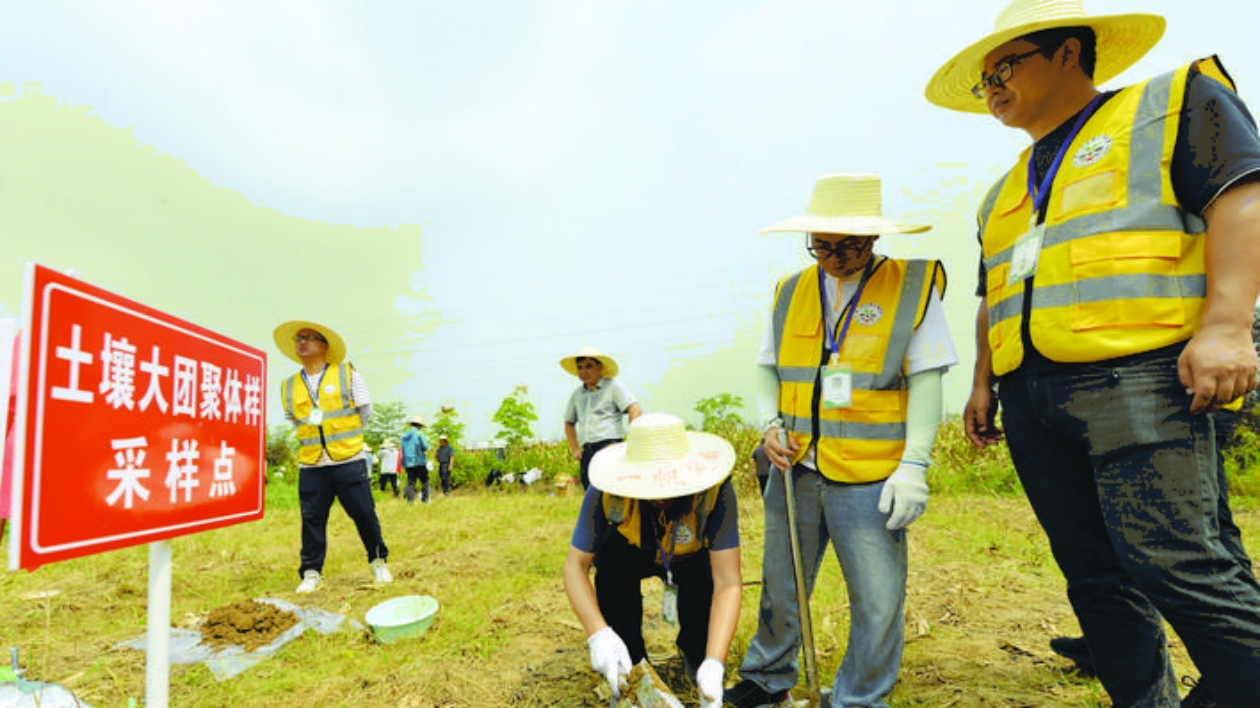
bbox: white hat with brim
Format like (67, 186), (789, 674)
(760, 173), (930, 237)
(273, 320), (348, 365)
(925, 0), (1165, 114)
(560, 347), (620, 379)
(589, 413), (736, 500)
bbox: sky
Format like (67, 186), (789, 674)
(2, 0), (1257, 441)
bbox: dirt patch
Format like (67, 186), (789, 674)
(200, 599), (301, 652)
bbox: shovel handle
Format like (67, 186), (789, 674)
(777, 432), (821, 706)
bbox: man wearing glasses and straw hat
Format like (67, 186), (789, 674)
(562, 412), (741, 708)
(925, 0), (1260, 705)
(727, 173), (956, 708)
(274, 320), (392, 594)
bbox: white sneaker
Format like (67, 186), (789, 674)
(371, 558), (393, 583)
(295, 570), (321, 594)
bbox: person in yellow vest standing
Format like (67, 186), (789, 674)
(925, 1), (1260, 705)
(274, 320), (392, 594)
(563, 413), (741, 708)
(727, 173), (956, 708)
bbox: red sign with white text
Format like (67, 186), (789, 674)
(10, 264), (267, 570)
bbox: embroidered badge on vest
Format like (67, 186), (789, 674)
(673, 522), (695, 546)
(855, 303), (883, 326)
(1072, 135), (1113, 167)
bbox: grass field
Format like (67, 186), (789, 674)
(1, 419), (1255, 707)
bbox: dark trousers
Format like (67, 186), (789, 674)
(378, 473), (399, 497)
(579, 439), (621, 490)
(405, 465), (430, 503)
(1211, 409), (1254, 582)
(298, 457), (388, 577)
(439, 464), (452, 495)
(1000, 347), (1260, 707)
(593, 530), (713, 672)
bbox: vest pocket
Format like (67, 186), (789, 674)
(1058, 170), (1119, 218)
(838, 332), (886, 366)
(1067, 232), (1185, 330)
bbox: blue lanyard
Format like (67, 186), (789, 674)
(818, 261), (873, 362)
(650, 510), (676, 578)
(1026, 93), (1105, 220)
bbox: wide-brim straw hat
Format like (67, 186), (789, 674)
(381, 439), (396, 448)
(925, 0), (1165, 114)
(560, 347), (620, 379)
(589, 413), (735, 500)
(410, 415), (426, 427)
(760, 173), (930, 237)
(272, 320), (348, 365)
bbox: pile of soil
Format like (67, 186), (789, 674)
(200, 599), (301, 652)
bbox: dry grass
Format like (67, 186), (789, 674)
(0, 475), (1239, 707)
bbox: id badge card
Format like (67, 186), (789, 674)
(308, 408), (324, 426)
(1006, 219), (1045, 286)
(822, 363), (853, 409)
(662, 576), (679, 626)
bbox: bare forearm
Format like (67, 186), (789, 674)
(1203, 180), (1260, 328)
(972, 298), (995, 391)
(562, 548), (607, 637)
(704, 548), (742, 661)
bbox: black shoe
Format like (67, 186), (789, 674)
(1181, 676), (1222, 708)
(725, 678), (790, 708)
(1049, 635), (1095, 673)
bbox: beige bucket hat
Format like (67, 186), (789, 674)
(589, 413), (735, 500)
(560, 347), (620, 379)
(760, 173), (929, 236)
(272, 320), (348, 365)
(925, 0), (1165, 114)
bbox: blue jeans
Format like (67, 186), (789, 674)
(999, 347), (1260, 708)
(739, 465), (907, 708)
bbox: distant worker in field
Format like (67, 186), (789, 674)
(435, 434), (455, 497)
(274, 320), (391, 594)
(376, 439), (401, 499)
(563, 412), (741, 708)
(925, 0), (1260, 703)
(727, 173), (956, 708)
(400, 415), (432, 504)
(561, 347), (643, 490)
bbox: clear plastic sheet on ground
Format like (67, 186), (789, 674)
(114, 598), (363, 681)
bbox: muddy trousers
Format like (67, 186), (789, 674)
(297, 457), (388, 577)
(593, 530), (713, 674)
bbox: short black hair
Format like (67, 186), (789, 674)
(1023, 26), (1097, 79)
(575, 356), (602, 368)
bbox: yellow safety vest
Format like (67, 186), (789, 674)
(281, 362), (365, 465)
(772, 258), (945, 483)
(603, 487), (720, 561)
(978, 58), (1235, 376)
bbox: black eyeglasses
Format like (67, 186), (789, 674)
(971, 45), (1055, 99)
(293, 333), (327, 344)
(806, 235), (868, 260)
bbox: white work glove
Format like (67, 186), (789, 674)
(878, 462), (929, 530)
(587, 626), (632, 697)
(696, 657), (724, 708)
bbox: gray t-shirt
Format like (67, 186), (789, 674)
(563, 378), (638, 446)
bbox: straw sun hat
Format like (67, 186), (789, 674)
(925, 0), (1165, 114)
(410, 415), (426, 427)
(272, 320), (348, 365)
(589, 413), (736, 500)
(560, 347), (620, 379)
(760, 173), (929, 237)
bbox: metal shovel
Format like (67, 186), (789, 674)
(778, 433), (822, 708)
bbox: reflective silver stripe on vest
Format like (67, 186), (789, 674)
(321, 428), (363, 445)
(977, 174), (1009, 237)
(337, 362), (353, 408)
(981, 69), (1202, 328)
(783, 415), (906, 441)
(778, 365), (882, 390)
(771, 270), (804, 365)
